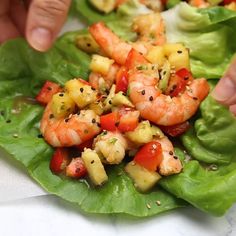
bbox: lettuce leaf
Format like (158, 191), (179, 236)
(0, 37), (186, 217)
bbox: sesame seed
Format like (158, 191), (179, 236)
(47, 87), (52, 91)
(177, 50), (182, 54)
(37, 134), (43, 138)
(193, 97), (198, 100)
(141, 90), (145, 95)
(91, 160), (95, 164)
(149, 96), (153, 101)
(92, 118), (96, 123)
(169, 151), (173, 155)
(80, 88), (84, 93)
(59, 93), (64, 97)
(6, 119), (11, 123)
(156, 200), (161, 206)
(49, 114), (54, 119)
(64, 118), (70, 123)
(108, 100), (112, 105)
(13, 133), (18, 138)
(146, 203), (151, 209)
(173, 156), (178, 159)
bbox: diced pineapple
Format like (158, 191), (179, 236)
(103, 84), (116, 111)
(125, 121), (153, 145)
(51, 92), (75, 119)
(88, 101), (104, 115)
(168, 49), (190, 71)
(65, 79), (97, 109)
(90, 54), (114, 75)
(125, 161), (161, 192)
(145, 46), (165, 66)
(81, 149), (108, 186)
(163, 43), (186, 56)
(76, 33), (100, 54)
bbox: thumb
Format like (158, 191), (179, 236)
(26, 0), (71, 52)
(212, 58), (236, 106)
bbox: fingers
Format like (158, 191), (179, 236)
(26, 0), (71, 51)
(230, 104), (236, 116)
(0, 0), (21, 43)
(212, 57), (236, 106)
(9, 0), (27, 36)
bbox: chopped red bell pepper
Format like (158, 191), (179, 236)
(100, 112), (119, 131)
(66, 158), (87, 178)
(134, 141), (163, 172)
(36, 80), (61, 106)
(75, 139), (94, 152)
(115, 66), (129, 93)
(125, 48), (148, 70)
(50, 148), (69, 174)
(159, 121), (190, 137)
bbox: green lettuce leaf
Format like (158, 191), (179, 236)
(0, 37), (186, 217)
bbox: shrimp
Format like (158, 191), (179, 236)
(40, 102), (101, 147)
(89, 63), (120, 92)
(157, 136), (182, 176)
(93, 131), (128, 164)
(89, 15), (166, 65)
(127, 49), (210, 126)
(89, 22), (132, 65)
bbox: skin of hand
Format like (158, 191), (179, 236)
(0, 0), (71, 52)
(212, 57), (236, 116)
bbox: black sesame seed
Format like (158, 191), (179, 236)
(91, 160), (95, 164)
(115, 122), (120, 127)
(6, 119), (11, 123)
(103, 130), (108, 135)
(193, 97), (198, 100)
(37, 134), (43, 138)
(0, 110), (4, 116)
(184, 76), (189, 80)
(97, 122), (101, 127)
(177, 50), (182, 54)
(173, 156), (178, 159)
(92, 118), (96, 123)
(49, 114), (54, 119)
(80, 88), (84, 93)
(91, 87), (96, 91)
(59, 93), (64, 97)
(149, 96), (153, 101)
(64, 118), (70, 123)
(163, 71), (167, 75)
(77, 110), (80, 115)
(141, 90), (145, 95)
(47, 86), (52, 91)
(108, 100), (112, 105)
(87, 43), (91, 47)
(172, 84), (177, 90)
(84, 129), (89, 134)
(169, 151), (173, 155)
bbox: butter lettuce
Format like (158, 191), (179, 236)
(0, 36), (185, 217)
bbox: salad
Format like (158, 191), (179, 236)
(0, 0), (236, 217)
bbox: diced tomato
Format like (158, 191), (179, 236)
(125, 48), (148, 70)
(223, 0), (236, 4)
(168, 68), (193, 97)
(159, 121), (190, 137)
(66, 158), (87, 178)
(117, 107), (139, 132)
(75, 139), (94, 152)
(50, 148), (69, 174)
(36, 81), (61, 106)
(134, 141), (163, 172)
(115, 66), (129, 93)
(100, 112), (119, 131)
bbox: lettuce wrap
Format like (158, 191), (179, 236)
(0, 2), (236, 217)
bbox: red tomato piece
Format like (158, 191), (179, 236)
(134, 141), (163, 172)
(36, 81), (61, 106)
(50, 148), (69, 174)
(75, 139), (94, 152)
(168, 68), (193, 97)
(117, 107), (139, 132)
(115, 66), (129, 93)
(223, 0), (236, 4)
(125, 48), (148, 70)
(66, 158), (87, 179)
(100, 112), (119, 131)
(160, 121), (190, 137)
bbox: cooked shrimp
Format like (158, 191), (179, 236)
(94, 131), (128, 164)
(132, 13), (166, 46)
(40, 102), (101, 147)
(89, 63), (120, 92)
(89, 22), (132, 65)
(156, 136), (182, 175)
(127, 49), (210, 126)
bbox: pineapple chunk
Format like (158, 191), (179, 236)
(90, 54), (114, 75)
(88, 101), (104, 115)
(125, 161), (161, 192)
(81, 149), (108, 186)
(163, 43), (186, 56)
(65, 79), (97, 109)
(125, 121), (153, 145)
(168, 49), (190, 71)
(145, 46), (165, 66)
(51, 92), (75, 119)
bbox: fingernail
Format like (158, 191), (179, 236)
(30, 27), (52, 51)
(211, 77), (236, 102)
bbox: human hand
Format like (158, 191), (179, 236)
(0, 0), (71, 51)
(212, 58), (236, 116)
